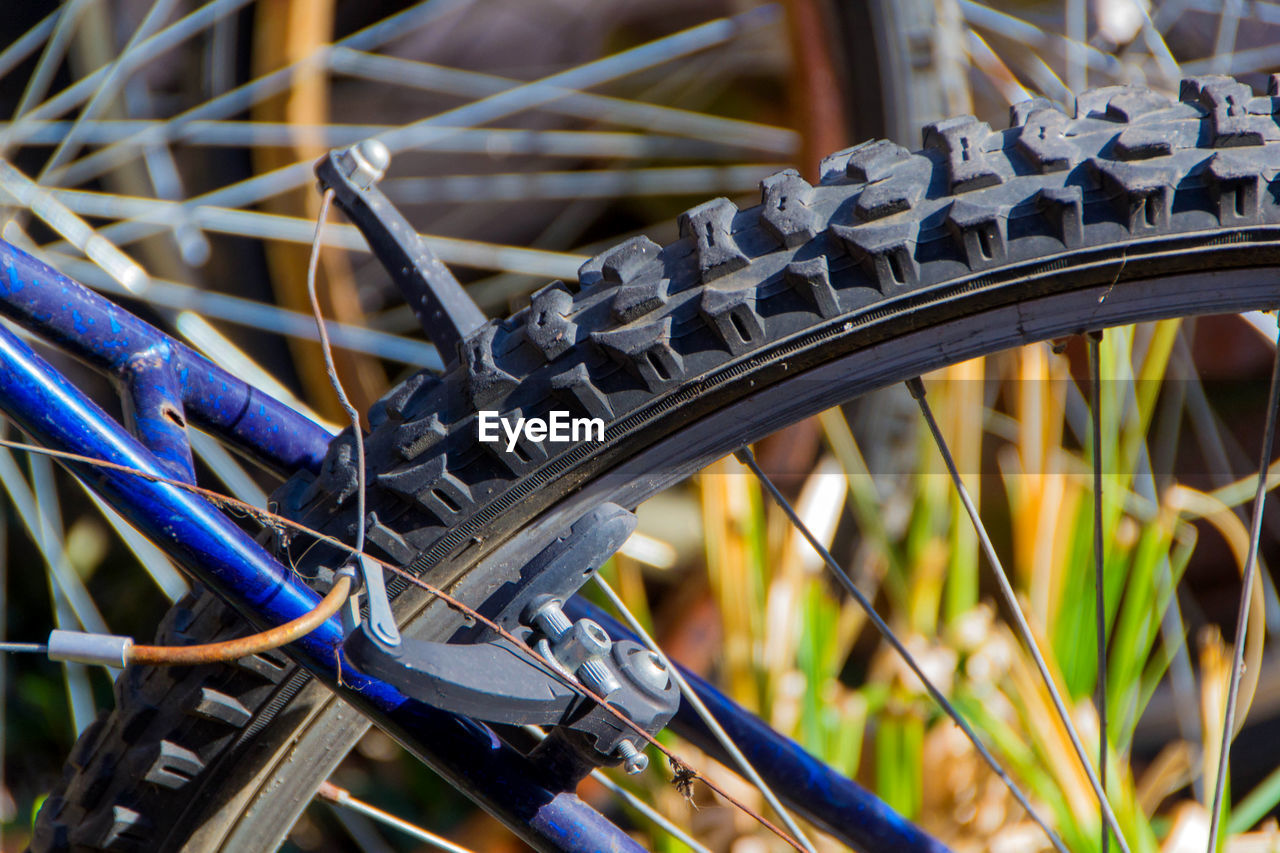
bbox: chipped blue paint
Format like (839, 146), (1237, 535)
(0, 240), (330, 475)
(0, 250), (636, 853)
(0, 318), (633, 849)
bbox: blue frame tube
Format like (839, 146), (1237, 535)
(0, 241), (332, 477)
(0, 239), (945, 851)
(567, 599), (951, 853)
(0, 318), (640, 853)
(118, 337), (197, 484)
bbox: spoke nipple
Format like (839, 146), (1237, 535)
(733, 446), (754, 465)
(616, 739), (649, 775)
(905, 377), (927, 399)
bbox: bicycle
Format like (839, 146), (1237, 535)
(7, 2), (1280, 852)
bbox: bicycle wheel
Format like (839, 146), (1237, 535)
(29, 66), (1280, 853)
(0, 1), (817, 850)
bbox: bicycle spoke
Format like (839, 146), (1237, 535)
(5, 0), (254, 131)
(1066, 0), (1087, 95)
(0, 121), (763, 160)
(1179, 0), (1280, 25)
(328, 49), (797, 155)
(382, 165), (779, 204)
(0, 10), (56, 89)
(189, 431), (269, 509)
(0, 449), (110, 642)
(43, 252), (440, 368)
(960, 1), (1127, 82)
(78, 484), (188, 603)
(591, 574), (817, 853)
(42, 2), (464, 191)
(0, 159), (148, 293)
(119, 80), (210, 266)
(1136, 3), (1183, 86)
(905, 376), (1132, 853)
(325, 804), (397, 853)
(38, 187), (587, 280)
(1151, 0), (1191, 31)
(0, 642), (45, 654)
(1185, 42), (1280, 75)
(205, 5), (237, 97)
(1088, 332), (1110, 853)
(1175, 331), (1280, 633)
(965, 29), (1032, 105)
(1206, 316), (1280, 852)
(0, 446), (100, 733)
(67, 7), (782, 256)
(588, 771), (711, 853)
(1060, 333), (1206, 766)
(734, 445), (1069, 853)
(521, 725), (712, 853)
(7, 0), (93, 130)
(1210, 0), (1244, 75)
(316, 781), (475, 853)
(36, 0), (183, 185)
(1011, 49), (1075, 108)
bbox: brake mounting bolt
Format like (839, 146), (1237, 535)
(626, 648), (670, 693)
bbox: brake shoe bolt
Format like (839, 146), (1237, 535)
(616, 740), (649, 775)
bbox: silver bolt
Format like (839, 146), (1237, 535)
(579, 657), (622, 697)
(554, 619), (611, 671)
(560, 619), (620, 696)
(616, 740), (649, 775)
(625, 648), (670, 693)
(526, 601), (621, 694)
(339, 139), (391, 189)
(526, 596), (572, 642)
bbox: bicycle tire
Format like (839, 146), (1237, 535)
(33, 77), (1280, 852)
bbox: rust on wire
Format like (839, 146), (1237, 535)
(0, 437), (805, 852)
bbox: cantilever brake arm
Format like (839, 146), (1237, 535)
(314, 147), (486, 363)
(346, 629), (579, 725)
(343, 504), (638, 725)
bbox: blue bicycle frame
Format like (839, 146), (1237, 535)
(0, 238), (947, 853)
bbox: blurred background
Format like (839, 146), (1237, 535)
(5, 0), (1280, 850)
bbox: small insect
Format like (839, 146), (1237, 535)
(669, 756), (697, 804)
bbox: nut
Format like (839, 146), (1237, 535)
(338, 139), (391, 189)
